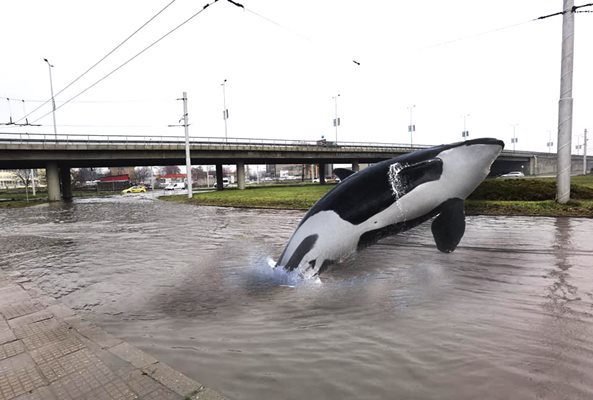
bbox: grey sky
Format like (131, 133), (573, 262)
(1, 0), (591, 153)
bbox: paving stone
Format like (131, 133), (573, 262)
(8, 312), (54, 331)
(109, 343), (157, 369)
(29, 337), (85, 367)
(192, 387), (227, 400)
(35, 348), (98, 383)
(0, 332), (16, 347)
(141, 386), (182, 400)
(142, 363), (202, 398)
(21, 326), (71, 351)
(123, 370), (167, 397)
(13, 319), (64, 339)
(81, 379), (138, 400)
(49, 356), (123, 399)
(0, 342), (25, 361)
(0, 357), (47, 400)
(13, 386), (56, 400)
(0, 303), (44, 321)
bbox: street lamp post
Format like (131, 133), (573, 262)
(511, 124), (519, 152)
(547, 130), (554, 153)
(332, 94), (340, 143)
(462, 114), (470, 140)
(43, 58), (57, 142)
(221, 79), (228, 142)
(407, 105), (416, 149)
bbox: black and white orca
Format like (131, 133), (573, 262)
(276, 138), (504, 278)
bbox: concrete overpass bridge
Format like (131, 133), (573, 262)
(1, 132), (590, 201)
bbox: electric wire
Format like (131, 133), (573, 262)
(16, 0), (178, 124)
(32, 0), (221, 124)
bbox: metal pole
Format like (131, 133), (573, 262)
(43, 58), (57, 142)
(584, 128), (588, 175)
(182, 92), (193, 199)
(333, 94), (340, 143)
(556, 0), (574, 203)
(221, 79), (228, 142)
(30, 169), (36, 196)
(408, 105), (415, 149)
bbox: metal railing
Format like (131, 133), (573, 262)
(0, 132), (426, 150)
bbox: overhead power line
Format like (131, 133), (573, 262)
(32, 0), (222, 124)
(17, 0), (179, 124)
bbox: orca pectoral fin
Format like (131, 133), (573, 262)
(334, 168), (356, 181)
(431, 198), (465, 253)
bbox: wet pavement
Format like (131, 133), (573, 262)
(0, 270), (225, 400)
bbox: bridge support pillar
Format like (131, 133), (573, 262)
(46, 162), (61, 202)
(529, 156), (538, 176)
(215, 164), (224, 190)
(60, 167), (72, 201)
(236, 162), (246, 190)
(351, 162), (360, 172)
(319, 163), (326, 185)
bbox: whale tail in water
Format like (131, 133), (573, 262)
(276, 138), (505, 278)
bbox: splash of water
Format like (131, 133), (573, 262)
(388, 162), (407, 222)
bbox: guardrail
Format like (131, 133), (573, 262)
(0, 132), (427, 149)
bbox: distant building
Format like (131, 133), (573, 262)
(0, 170), (18, 189)
(97, 174), (129, 191)
(158, 173), (186, 188)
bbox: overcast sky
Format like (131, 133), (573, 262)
(1, 0), (592, 153)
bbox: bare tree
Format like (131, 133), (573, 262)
(160, 165), (181, 175)
(12, 169), (31, 187)
(132, 167), (152, 184)
(72, 168), (98, 186)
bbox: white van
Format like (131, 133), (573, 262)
(164, 182), (186, 190)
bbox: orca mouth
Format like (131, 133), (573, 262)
(461, 138), (505, 149)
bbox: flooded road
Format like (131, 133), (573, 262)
(1, 195), (593, 400)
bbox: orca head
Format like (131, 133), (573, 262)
(433, 138), (504, 199)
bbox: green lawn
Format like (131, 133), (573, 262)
(161, 184), (333, 209)
(161, 175), (593, 217)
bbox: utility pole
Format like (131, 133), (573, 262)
(221, 79), (228, 142)
(584, 128), (588, 175)
(462, 114), (470, 140)
(556, 0), (574, 204)
(511, 124), (518, 152)
(408, 105), (415, 149)
(43, 58), (58, 142)
(181, 92), (192, 199)
(333, 94), (340, 143)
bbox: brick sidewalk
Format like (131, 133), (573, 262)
(0, 272), (225, 400)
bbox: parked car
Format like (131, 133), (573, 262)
(499, 171), (525, 178)
(122, 185), (147, 194)
(164, 182), (186, 190)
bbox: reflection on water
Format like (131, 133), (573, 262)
(1, 196), (593, 400)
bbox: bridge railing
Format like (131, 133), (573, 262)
(0, 132), (424, 150)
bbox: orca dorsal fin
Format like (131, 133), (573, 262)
(334, 168), (356, 181)
(431, 198), (465, 253)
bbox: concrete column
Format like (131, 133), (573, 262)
(529, 156), (538, 176)
(46, 162), (61, 202)
(236, 162), (246, 190)
(216, 164), (224, 190)
(60, 167), (72, 201)
(351, 162), (360, 172)
(319, 163), (326, 185)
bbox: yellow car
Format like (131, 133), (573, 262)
(122, 186), (147, 194)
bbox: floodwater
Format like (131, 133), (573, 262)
(1, 195), (593, 400)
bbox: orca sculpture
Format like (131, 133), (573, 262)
(276, 138), (504, 278)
